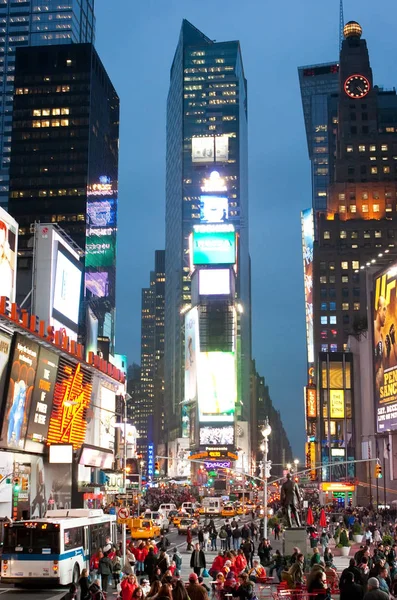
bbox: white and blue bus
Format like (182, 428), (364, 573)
(1, 508), (116, 586)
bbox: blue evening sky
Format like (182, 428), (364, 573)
(95, 0), (397, 455)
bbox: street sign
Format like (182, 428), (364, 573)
(117, 507), (129, 522)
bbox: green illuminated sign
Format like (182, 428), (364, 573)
(86, 234), (116, 268)
(192, 226), (236, 265)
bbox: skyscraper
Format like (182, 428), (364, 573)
(165, 20), (250, 447)
(8, 42), (119, 350)
(0, 0), (95, 209)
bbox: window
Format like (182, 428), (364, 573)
(321, 303), (327, 311)
(354, 303), (360, 311)
(370, 156), (376, 161)
(320, 262), (326, 271)
(364, 230), (370, 238)
(64, 527), (84, 551)
(362, 204), (369, 212)
(321, 330), (328, 339)
(374, 230), (382, 238)
(329, 288), (336, 298)
(359, 145), (366, 152)
(362, 192), (368, 200)
(342, 288), (349, 298)
(339, 205), (346, 213)
(382, 144), (388, 152)
(346, 146), (353, 153)
(320, 276), (327, 284)
(321, 316), (328, 325)
(370, 145), (377, 153)
(342, 275), (349, 283)
(351, 231), (358, 239)
(340, 231), (347, 239)
(350, 205), (357, 213)
(353, 287), (360, 297)
(387, 204), (393, 212)
(384, 166), (390, 174)
(52, 108), (60, 115)
(352, 260), (360, 269)
(341, 261), (349, 270)
(343, 315), (350, 324)
(320, 288), (327, 299)
(330, 316), (337, 325)
(324, 231), (330, 240)
(371, 167), (378, 174)
(330, 344), (338, 352)
(321, 344), (329, 352)
(61, 119), (69, 126)
(338, 193), (346, 201)
(329, 262), (335, 270)
(373, 191), (380, 199)
(329, 302), (336, 311)
(342, 303), (349, 310)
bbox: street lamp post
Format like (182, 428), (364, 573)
(260, 419), (271, 540)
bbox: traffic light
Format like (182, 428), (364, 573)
(13, 478), (20, 492)
(21, 478), (29, 492)
(375, 462), (383, 479)
(154, 461), (159, 475)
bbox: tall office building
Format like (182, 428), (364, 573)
(8, 43), (119, 350)
(0, 0), (95, 209)
(165, 20), (250, 446)
(136, 251), (165, 461)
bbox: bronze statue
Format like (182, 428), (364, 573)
(280, 473), (302, 527)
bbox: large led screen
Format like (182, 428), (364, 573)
(85, 272), (109, 298)
(0, 331), (12, 411)
(184, 307), (199, 403)
(200, 425), (234, 446)
(200, 195), (228, 223)
(192, 225), (236, 266)
(374, 265), (397, 432)
(199, 269), (230, 296)
(301, 209), (314, 368)
(197, 351), (236, 422)
(0, 207), (18, 302)
(87, 199), (117, 228)
(25, 347), (59, 449)
(85, 234), (116, 268)
(1, 334), (39, 450)
(52, 244), (83, 330)
(191, 135), (229, 163)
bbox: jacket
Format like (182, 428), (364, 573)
(186, 582), (209, 600)
(121, 579), (137, 600)
(340, 582), (364, 600)
(79, 576), (90, 600)
(190, 549), (206, 569)
(211, 555), (225, 572)
(98, 556), (113, 576)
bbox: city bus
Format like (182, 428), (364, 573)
(1, 508), (116, 586)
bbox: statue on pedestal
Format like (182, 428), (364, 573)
(280, 473), (302, 528)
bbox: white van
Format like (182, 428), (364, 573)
(181, 502), (195, 512)
(144, 510), (170, 532)
(202, 497), (223, 516)
(158, 503), (177, 518)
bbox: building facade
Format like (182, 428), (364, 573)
(8, 43), (119, 351)
(165, 20), (250, 446)
(0, 0), (95, 209)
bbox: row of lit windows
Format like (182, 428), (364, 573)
(347, 144), (390, 153)
(320, 275), (359, 285)
(11, 188), (85, 198)
(338, 203), (382, 213)
(321, 344), (338, 352)
(15, 85), (70, 94)
(33, 107), (69, 116)
(32, 119), (69, 128)
(321, 302), (360, 311)
(324, 230), (387, 240)
(338, 191), (396, 201)
(319, 260), (360, 270)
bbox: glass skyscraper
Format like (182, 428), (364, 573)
(165, 20), (250, 442)
(0, 0), (95, 208)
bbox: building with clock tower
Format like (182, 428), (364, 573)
(301, 20), (397, 490)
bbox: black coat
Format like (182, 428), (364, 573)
(190, 549), (206, 569)
(340, 582), (364, 600)
(79, 576), (91, 600)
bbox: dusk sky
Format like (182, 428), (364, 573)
(95, 0), (397, 455)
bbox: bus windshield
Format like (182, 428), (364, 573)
(3, 525), (60, 554)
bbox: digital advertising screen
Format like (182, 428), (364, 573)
(87, 199), (117, 228)
(1, 334), (39, 450)
(0, 206), (18, 302)
(200, 425), (234, 446)
(192, 224), (236, 266)
(200, 195), (229, 223)
(52, 244), (83, 331)
(99, 384), (116, 450)
(85, 234), (116, 268)
(184, 307), (199, 403)
(199, 269), (231, 296)
(191, 135), (229, 163)
(85, 271), (109, 298)
(197, 351), (236, 422)
(47, 357), (93, 450)
(25, 347), (59, 449)
(301, 209), (314, 368)
(0, 331), (12, 412)
(373, 264), (397, 432)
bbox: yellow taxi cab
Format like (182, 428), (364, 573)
(221, 504), (236, 518)
(129, 518), (161, 539)
(235, 503), (246, 515)
(173, 512), (190, 528)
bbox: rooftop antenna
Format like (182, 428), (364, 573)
(339, 0), (344, 51)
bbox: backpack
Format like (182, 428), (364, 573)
(219, 529), (227, 539)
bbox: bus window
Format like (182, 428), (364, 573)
(3, 526), (59, 553)
(64, 527), (84, 551)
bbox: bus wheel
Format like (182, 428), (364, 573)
(72, 564), (80, 584)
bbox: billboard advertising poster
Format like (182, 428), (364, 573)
(374, 265), (397, 431)
(200, 195), (229, 223)
(184, 307), (199, 403)
(1, 334), (39, 450)
(85, 234), (116, 268)
(52, 243), (83, 332)
(191, 135), (229, 163)
(47, 357), (93, 450)
(199, 269), (230, 296)
(301, 209), (314, 368)
(0, 331), (12, 411)
(85, 271), (109, 298)
(0, 207), (18, 302)
(192, 224), (236, 266)
(197, 351), (236, 422)
(200, 425), (234, 446)
(25, 347), (59, 450)
(87, 199), (117, 228)
(330, 389), (345, 419)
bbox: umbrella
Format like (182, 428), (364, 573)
(306, 506), (314, 526)
(319, 508), (327, 528)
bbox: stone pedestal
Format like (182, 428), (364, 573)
(283, 527), (307, 556)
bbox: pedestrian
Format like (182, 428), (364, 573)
(61, 583), (79, 600)
(198, 527), (205, 549)
(172, 546), (182, 576)
(141, 578), (151, 596)
(89, 579), (105, 600)
(186, 572), (209, 600)
(242, 537), (254, 569)
(235, 548), (247, 575)
(144, 546), (157, 583)
(231, 572), (255, 600)
(232, 526), (241, 551)
(210, 528), (218, 551)
(121, 574), (138, 600)
(274, 522), (281, 541)
(340, 571), (364, 600)
(157, 550), (170, 575)
(146, 580), (161, 600)
(191, 541), (206, 577)
(187, 527), (193, 551)
(203, 527), (210, 551)
(219, 526), (227, 551)
(310, 547), (321, 567)
(364, 577), (389, 599)
(258, 539), (272, 566)
(320, 530), (329, 554)
(90, 548), (101, 583)
(98, 550), (113, 593)
(112, 553), (122, 589)
(174, 579), (190, 600)
(79, 568), (90, 600)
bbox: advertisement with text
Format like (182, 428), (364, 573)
(0, 207), (18, 302)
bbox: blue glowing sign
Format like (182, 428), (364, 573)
(147, 443), (154, 477)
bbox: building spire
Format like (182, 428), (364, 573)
(339, 0), (344, 51)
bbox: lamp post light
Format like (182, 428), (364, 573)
(260, 418), (271, 540)
(294, 459), (299, 473)
(286, 462), (292, 472)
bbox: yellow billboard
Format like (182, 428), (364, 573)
(330, 389), (345, 418)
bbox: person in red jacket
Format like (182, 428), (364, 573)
(235, 550), (247, 575)
(135, 542), (146, 576)
(121, 573), (137, 600)
(210, 552), (225, 578)
(89, 549), (102, 582)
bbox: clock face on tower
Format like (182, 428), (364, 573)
(344, 74), (370, 99)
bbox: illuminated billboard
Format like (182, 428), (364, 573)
(0, 331), (12, 412)
(85, 272), (109, 298)
(0, 207), (18, 303)
(306, 386), (317, 418)
(85, 234), (116, 268)
(192, 224), (236, 266)
(373, 264), (397, 431)
(200, 195), (228, 223)
(1, 334), (39, 450)
(87, 199), (117, 228)
(330, 389), (345, 418)
(184, 307), (199, 403)
(200, 425), (234, 446)
(199, 269), (231, 296)
(301, 209), (314, 368)
(47, 357), (93, 450)
(191, 135), (229, 163)
(197, 351), (236, 422)
(99, 383), (116, 450)
(52, 244), (83, 332)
